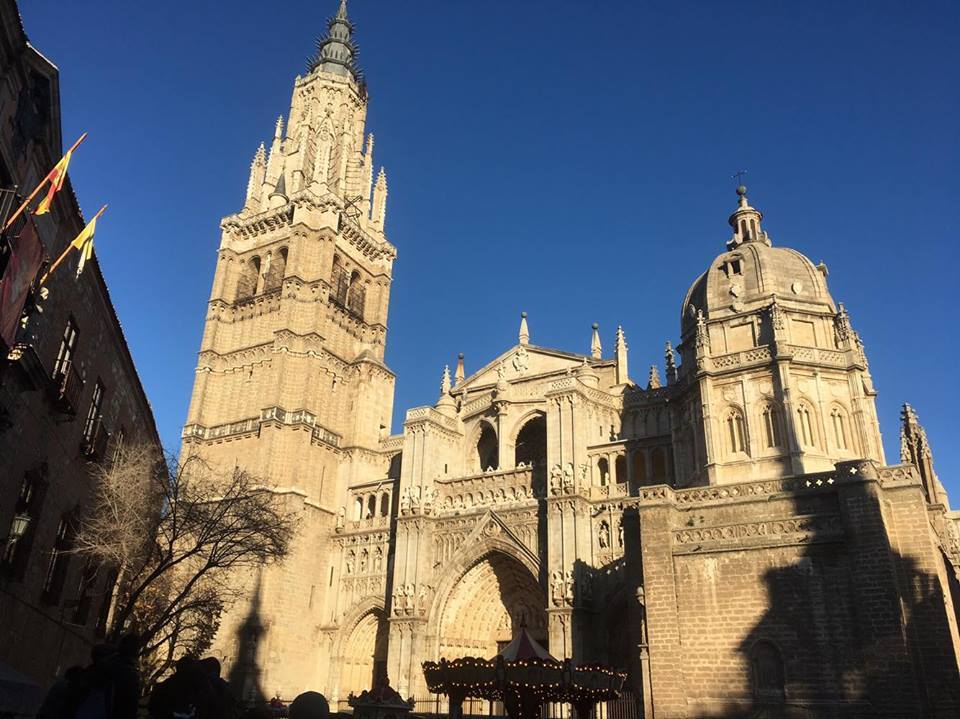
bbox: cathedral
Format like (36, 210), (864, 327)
(181, 3), (960, 716)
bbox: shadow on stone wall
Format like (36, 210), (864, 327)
(692, 473), (960, 718)
(228, 572), (267, 704)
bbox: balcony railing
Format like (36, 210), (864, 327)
(52, 360), (84, 415)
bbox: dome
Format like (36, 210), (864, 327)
(680, 189), (835, 336)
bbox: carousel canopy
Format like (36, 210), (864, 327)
(495, 628), (556, 662)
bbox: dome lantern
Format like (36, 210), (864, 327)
(727, 185), (770, 249)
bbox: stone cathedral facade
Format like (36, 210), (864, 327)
(181, 3), (960, 716)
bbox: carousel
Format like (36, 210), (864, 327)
(422, 629), (626, 719)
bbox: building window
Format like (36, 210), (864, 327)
(726, 409), (747, 454)
(2, 475), (42, 578)
(346, 271), (365, 319)
(796, 403), (816, 447)
(762, 404), (784, 448)
(71, 558), (99, 626)
(831, 407), (848, 450)
(615, 455), (627, 484)
(632, 451), (647, 485)
(94, 568), (118, 637)
(476, 424), (499, 472)
(379, 493), (390, 517)
(597, 457), (610, 486)
(53, 317), (78, 378)
(331, 255), (349, 307)
(83, 380), (105, 443)
(366, 495), (376, 519)
(111, 427), (126, 465)
(41, 514), (74, 605)
(651, 447), (668, 481)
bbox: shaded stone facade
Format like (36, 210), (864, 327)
(0, 0), (161, 701)
(183, 3), (960, 716)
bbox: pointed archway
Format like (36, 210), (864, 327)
(437, 550), (547, 659)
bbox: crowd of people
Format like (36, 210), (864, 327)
(35, 637), (331, 719)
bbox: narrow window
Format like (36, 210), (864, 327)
(83, 380), (105, 443)
(94, 568), (118, 637)
(831, 408), (848, 450)
(71, 558), (99, 626)
(2, 476), (39, 576)
(379, 493), (390, 517)
(597, 457), (610, 486)
(726, 410), (746, 453)
(366, 495), (376, 519)
(53, 318), (79, 379)
(797, 405), (815, 447)
(42, 514), (74, 605)
(615, 455), (627, 484)
(763, 405), (783, 448)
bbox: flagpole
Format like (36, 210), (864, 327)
(3, 132), (88, 232)
(38, 204), (107, 286)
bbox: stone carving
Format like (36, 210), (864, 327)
(550, 464), (563, 495)
(374, 547), (383, 572)
(512, 346), (529, 374)
(359, 548), (369, 573)
(345, 550), (355, 575)
(562, 463), (576, 494)
(617, 518), (624, 548)
(598, 520), (610, 549)
(336, 506), (345, 529)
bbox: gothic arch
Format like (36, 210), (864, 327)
(331, 598), (388, 699)
(428, 542), (545, 661)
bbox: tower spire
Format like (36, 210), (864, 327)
(308, 0), (361, 82)
(615, 325), (628, 384)
(727, 185), (770, 249)
(590, 323), (602, 359)
(519, 312), (530, 345)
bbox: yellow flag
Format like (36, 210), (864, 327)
(69, 209), (102, 278)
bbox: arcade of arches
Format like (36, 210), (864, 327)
(438, 552), (547, 660)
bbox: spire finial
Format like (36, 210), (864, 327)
(308, 0), (361, 81)
(615, 325), (628, 384)
(274, 115), (284, 139)
(665, 341), (678, 385)
(647, 365), (662, 390)
(436, 364), (456, 415)
(519, 312), (530, 345)
(590, 323), (602, 359)
(454, 353), (465, 385)
(440, 365), (452, 395)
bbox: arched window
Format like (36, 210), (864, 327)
(597, 457), (610, 486)
(379, 492), (390, 517)
(632, 451), (647, 485)
(750, 641), (785, 703)
(262, 247), (287, 292)
(796, 403), (816, 447)
(726, 408), (747, 454)
(346, 270), (365, 319)
(331, 255), (349, 306)
(615, 455), (627, 484)
(831, 407), (848, 450)
(236, 256), (260, 300)
(762, 404), (784, 448)
(476, 424), (499, 472)
(514, 416), (547, 467)
(366, 495), (376, 519)
(353, 497), (363, 522)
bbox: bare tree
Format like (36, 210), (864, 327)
(75, 446), (297, 686)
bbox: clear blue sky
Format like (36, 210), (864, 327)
(20, 1), (960, 491)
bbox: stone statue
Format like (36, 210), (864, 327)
(564, 570), (575, 605)
(336, 506), (345, 528)
(359, 548), (368, 573)
(346, 551), (355, 575)
(617, 518), (624, 548)
(598, 521), (610, 549)
(374, 547), (383, 572)
(550, 464), (563, 495)
(551, 570), (563, 606)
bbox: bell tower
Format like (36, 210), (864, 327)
(181, 0), (398, 696)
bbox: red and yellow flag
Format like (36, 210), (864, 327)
(34, 149), (74, 216)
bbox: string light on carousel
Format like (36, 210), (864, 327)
(422, 628), (626, 719)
